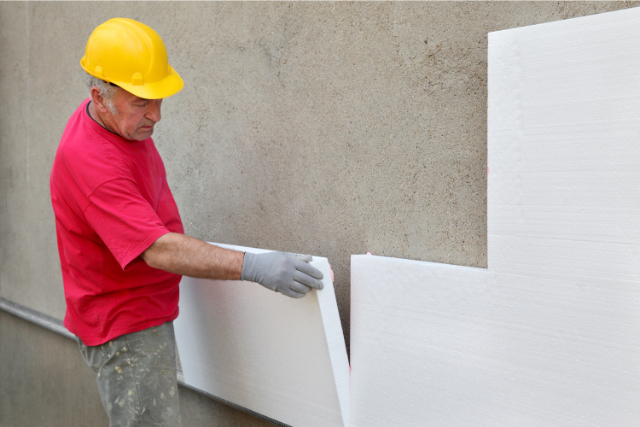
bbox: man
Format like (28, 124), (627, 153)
(50, 18), (324, 426)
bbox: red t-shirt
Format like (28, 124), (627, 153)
(50, 98), (184, 346)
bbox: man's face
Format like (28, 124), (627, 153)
(104, 89), (163, 141)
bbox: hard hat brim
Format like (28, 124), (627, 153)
(117, 71), (184, 100)
(82, 58), (184, 100)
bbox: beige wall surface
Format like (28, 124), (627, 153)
(1, 2), (638, 425)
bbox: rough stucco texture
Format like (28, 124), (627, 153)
(1, 2), (639, 426)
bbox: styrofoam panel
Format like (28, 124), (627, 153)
(351, 7), (640, 427)
(350, 256), (494, 427)
(487, 7), (640, 274)
(489, 235), (640, 281)
(174, 243), (349, 427)
(351, 256), (640, 426)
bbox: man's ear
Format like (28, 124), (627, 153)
(90, 86), (110, 115)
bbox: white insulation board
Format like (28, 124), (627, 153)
(487, 7), (640, 278)
(174, 243), (349, 427)
(351, 7), (640, 427)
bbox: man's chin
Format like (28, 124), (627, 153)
(133, 128), (154, 140)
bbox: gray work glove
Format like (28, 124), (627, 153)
(241, 252), (324, 298)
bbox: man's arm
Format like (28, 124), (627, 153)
(141, 232), (244, 280)
(141, 232), (325, 298)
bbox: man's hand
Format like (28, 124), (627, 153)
(241, 252), (324, 298)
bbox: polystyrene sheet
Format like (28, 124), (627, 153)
(351, 7), (640, 426)
(487, 7), (640, 276)
(174, 243), (349, 427)
(351, 256), (640, 426)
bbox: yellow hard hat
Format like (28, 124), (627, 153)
(80, 18), (183, 99)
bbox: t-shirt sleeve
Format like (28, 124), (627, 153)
(84, 177), (171, 270)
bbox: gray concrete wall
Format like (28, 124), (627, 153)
(0, 310), (274, 427)
(1, 2), (638, 426)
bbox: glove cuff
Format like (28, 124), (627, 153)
(240, 251), (254, 282)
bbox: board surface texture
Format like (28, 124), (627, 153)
(174, 243), (349, 427)
(351, 7), (640, 427)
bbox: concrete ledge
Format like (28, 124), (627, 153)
(0, 297), (74, 340)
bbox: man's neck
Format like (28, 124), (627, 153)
(87, 101), (118, 136)
(88, 101), (106, 128)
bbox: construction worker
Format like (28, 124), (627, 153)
(50, 18), (324, 426)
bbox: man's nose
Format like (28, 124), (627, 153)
(145, 100), (162, 123)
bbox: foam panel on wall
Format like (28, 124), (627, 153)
(174, 243), (349, 427)
(487, 7), (640, 276)
(351, 256), (640, 426)
(351, 7), (640, 426)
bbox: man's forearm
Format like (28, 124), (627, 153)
(141, 232), (244, 280)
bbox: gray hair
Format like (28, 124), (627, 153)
(86, 74), (119, 115)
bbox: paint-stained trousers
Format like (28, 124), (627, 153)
(77, 322), (182, 427)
